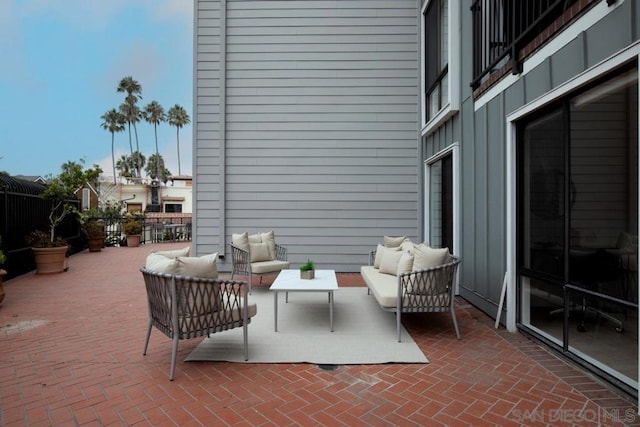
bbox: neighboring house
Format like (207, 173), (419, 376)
(98, 176), (193, 214)
(194, 0), (639, 399)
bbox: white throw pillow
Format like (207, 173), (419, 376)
(248, 233), (262, 244)
(150, 246), (190, 258)
(400, 240), (416, 252)
(145, 253), (179, 274)
(260, 230), (277, 260)
(232, 232), (249, 252)
(373, 244), (400, 269)
(379, 250), (406, 276)
(396, 251), (415, 275)
(249, 242), (271, 262)
(413, 246), (451, 271)
(384, 235), (407, 247)
(176, 253), (218, 279)
(410, 242), (431, 255)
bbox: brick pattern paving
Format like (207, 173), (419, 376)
(0, 242), (637, 426)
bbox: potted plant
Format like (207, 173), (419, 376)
(79, 208), (104, 252)
(123, 215), (143, 247)
(25, 230), (69, 274)
(27, 160), (102, 274)
(0, 235), (6, 304)
(300, 259), (315, 280)
(82, 220), (105, 252)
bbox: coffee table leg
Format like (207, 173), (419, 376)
(329, 291), (334, 332)
(274, 292), (278, 332)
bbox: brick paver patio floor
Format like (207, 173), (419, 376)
(0, 242), (638, 426)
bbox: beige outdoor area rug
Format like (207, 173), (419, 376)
(185, 287), (428, 364)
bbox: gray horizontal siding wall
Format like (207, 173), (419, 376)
(194, 0), (420, 272)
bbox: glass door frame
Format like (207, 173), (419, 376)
(424, 143), (461, 292)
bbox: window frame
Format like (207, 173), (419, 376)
(421, 0), (460, 136)
(424, 143), (461, 292)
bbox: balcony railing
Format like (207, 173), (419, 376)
(471, 0), (587, 91)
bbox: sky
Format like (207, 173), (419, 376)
(0, 0), (194, 179)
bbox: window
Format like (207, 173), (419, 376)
(81, 188), (90, 211)
(425, 0), (448, 120)
(165, 204), (182, 213)
(421, 0), (459, 134)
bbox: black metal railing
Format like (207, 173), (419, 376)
(0, 176), (81, 279)
(471, 0), (581, 90)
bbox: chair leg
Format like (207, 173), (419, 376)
(451, 307), (461, 340)
(248, 272), (253, 294)
(169, 336), (179, 381)
(143, 320), (152, 355)
(243, 322), (249, 361)
(397, 311), (402, 342)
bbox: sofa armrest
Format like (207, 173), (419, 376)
(397, 256), (461, 309)
(369, 250), (376, 266)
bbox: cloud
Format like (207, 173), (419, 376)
(105, 44), (165, 95)
(10, 0), (192, 32)
(19, 0), (132, 30)
(152, 0), (194, 24)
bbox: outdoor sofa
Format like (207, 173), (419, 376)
(360, 236), (461, 341)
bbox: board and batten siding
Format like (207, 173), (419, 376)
(194, 0), (420, 272)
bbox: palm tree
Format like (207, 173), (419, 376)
(130, 151), (146, 179)
(117, 77), (143, 176)
(115, 154), (134, 180)
(145, 153), (172, 183)
(100, 109), (126, 184)
(143, 101), (166, 181)
(167, 104), (190, 176)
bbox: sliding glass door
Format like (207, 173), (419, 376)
(518, 66), (639, 390)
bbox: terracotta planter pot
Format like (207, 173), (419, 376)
(32, 246), (69, 274)
(87, 236), (104, 252)
(0, 269), (6, 304)
(126, 235), (141, 247)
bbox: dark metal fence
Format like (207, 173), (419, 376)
(0, 175), (193, 280)
(0, 175), (81, 280)
(471, 0), (582, 90)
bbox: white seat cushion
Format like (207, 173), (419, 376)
(251, 260), (290, 274)
(361, 266), (398, 308)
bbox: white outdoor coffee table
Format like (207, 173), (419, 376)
(270, 269), (338, 332)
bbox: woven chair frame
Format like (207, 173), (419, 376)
(140, 267), (252, 380)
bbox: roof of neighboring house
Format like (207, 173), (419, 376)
(14, 175), (47, 184)
(73, 181), (99, 196)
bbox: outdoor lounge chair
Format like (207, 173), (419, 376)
(230, 231), (290, 293)
(140, 267), (256, 380)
